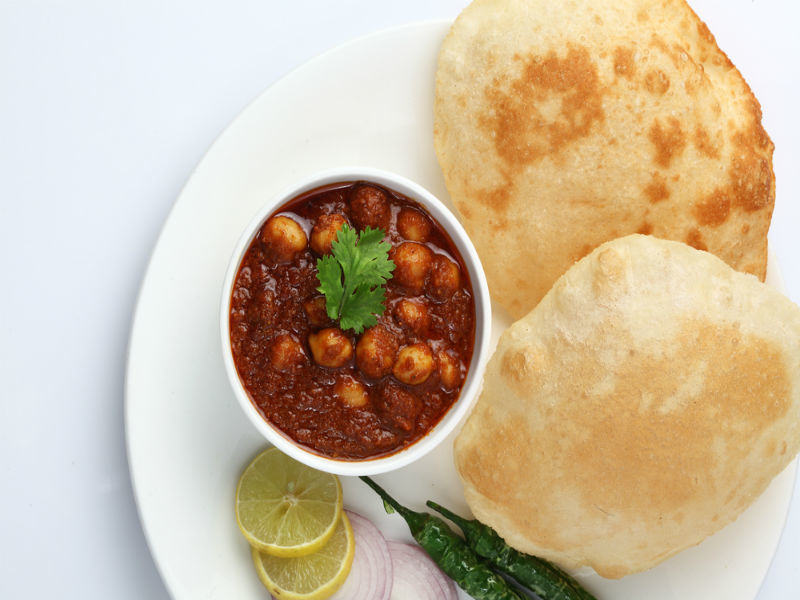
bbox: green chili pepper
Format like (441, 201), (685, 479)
(426, 501), (598, 600)
(359, 476), (525, 600)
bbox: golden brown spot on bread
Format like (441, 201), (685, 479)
(457, 415), (564, 543)
(694, 126), (720, 159)
(644, 173), (670, 203)
(686, 228), (708, 251)
(637, 222), (653, 235)
(501, 346), (549, 398)
(613, 46), (636, 79)
(577, 244), (593, 260)
(481, 181), (513, 212)
(743, 261), (764, 280)
(501, 348), (529, 381)
(637, 9), (649, 22)
(684, 75), (701, 97)
(649, 117), (686, 168)
(730, 154), (772, 212)
(460, 319), (791, 560)
(506, 297), (525, 318)
(480, 44), (605, 185)
(744, 99), (767, 140)
(564, 320), (790, 518)
(649, 36), (682, 69)
(696, 22), (733, 68)
(696, 21), (715, 44)
(729, 127), (774, 212)
(492, 215), (511, 232)
(694, 190), (731, 227)
(644, 70), (670, 95)
(592, 245), (629, 298)
(690, 125), (773, 225)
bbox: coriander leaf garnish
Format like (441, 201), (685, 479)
(338, 285), (386, 333)
(316, 254), (346, 318)
(316, 224), (395, 334)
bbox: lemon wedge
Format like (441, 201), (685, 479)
(252, 512), (355, 600)
(235, 447), (343, 557)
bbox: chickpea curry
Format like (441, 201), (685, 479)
(229, 181), (476, 459)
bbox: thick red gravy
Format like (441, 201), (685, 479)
(229, 181), (475, 460)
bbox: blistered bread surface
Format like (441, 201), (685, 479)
(434, 0), (774, 318)
(454, 235), (800, 578)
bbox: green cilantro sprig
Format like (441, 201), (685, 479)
(316, 224), (395, 334)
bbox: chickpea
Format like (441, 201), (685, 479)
(269, 333), (306, 371)
(303, 296), (331, 327)
(429, 254), (461, 301)
(310, 213), (348, 255)
(350, 185), (390, 231)
(437, 350), (463, 390)
(308, 328), (353, 368)
(393, 343), (435, 385)
(334, 375), (369, 408)
(261, 215), (307, 262)
(356, 325), (399, 379)
(394, 298), (429, 336)
(397, 208), (432, 242)
(390, 242), (433, 293)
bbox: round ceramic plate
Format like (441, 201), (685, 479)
(125, 20), (796, 600)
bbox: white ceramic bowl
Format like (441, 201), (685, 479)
(220, 167), (491, 475)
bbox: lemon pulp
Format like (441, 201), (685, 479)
(235, 447), (343, 557)
(252, 511), (355, 600)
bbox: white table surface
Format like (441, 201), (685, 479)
(1, 1), (798, 598)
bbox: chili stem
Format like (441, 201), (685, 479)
(360, 477), (526, 600)
(359, 476), (424, 535)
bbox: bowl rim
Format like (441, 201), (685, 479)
(219, 166), (492, 475)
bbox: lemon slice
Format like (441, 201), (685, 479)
(252, 512), (355, 600)
(235, 447), (343, 557)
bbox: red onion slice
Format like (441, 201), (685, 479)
(387, 540), (458, 600)
(327, 510), (393, 600)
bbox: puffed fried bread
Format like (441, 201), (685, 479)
(454, 235), (800, 578)
(434, 0), (775, 318)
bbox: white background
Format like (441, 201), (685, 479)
(1, 1), (798, 599)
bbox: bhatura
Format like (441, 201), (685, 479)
(454, 235), (800, 578)
(434, 0), (775, 318)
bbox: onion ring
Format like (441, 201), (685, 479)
(327, 510), (392, 600)
(387, 540), (457, 600)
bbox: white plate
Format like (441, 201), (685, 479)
(125, 20), (796, 600)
